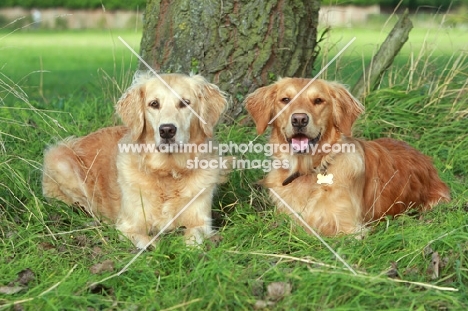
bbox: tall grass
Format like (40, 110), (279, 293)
(0, 21), (467, 310)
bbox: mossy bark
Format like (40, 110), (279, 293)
(139, 0), (320, 123)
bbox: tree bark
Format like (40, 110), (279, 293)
(351, 10), (413, 99)
(140, 0), (320, 123)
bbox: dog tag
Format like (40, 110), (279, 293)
(317, 173), (333, 185)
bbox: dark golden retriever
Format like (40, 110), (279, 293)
(245, 77), (450, 236)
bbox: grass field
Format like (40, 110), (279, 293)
(1, 20), (468, 310)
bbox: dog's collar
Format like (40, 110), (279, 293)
(282, 171), (300, 186)
(282, 167), (329, 186)
(281, 145), (337, 186)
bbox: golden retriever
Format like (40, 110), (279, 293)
(245, 77), (450, 236)
(42, 72), (228, 248)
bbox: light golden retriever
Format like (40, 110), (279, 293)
(245, 77), (450, 236)
(42, 72), (227, 248)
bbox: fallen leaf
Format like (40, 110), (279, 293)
(14, 268), (35, 286)
(88, 284), (114, 296)
(6, 231), (17, 239)
(404, 266), (420, 276)
(39, 242), (55, 251)
(266, 282), (292, 302)
(253, 300), (275, 310)
(84, 220), (101, 227)
(251, 280), (264, 297)
(253, 300), (268, 310)
(204, 233), (223, 251)
(13, 303), (24, 311)
(56, 245), (67, 253)
(0, 285), (24, 295)
(209, 233), (223, 246)
(442, 256), (449, 268)
(74, 235), (88, 246)
(0, 268), (35, 295)
(387, 261), (399, 279)
(424, 245), (434, 256)
(48, 213), (62, 225)
(430, 251), (440, 279)
(27, 119), (38, 128)
(92, 246), (103, 255)
(90, 260), (115, 275)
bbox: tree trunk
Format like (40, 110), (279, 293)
(139, 0), (320, 123)
(351, 10), (413, 99)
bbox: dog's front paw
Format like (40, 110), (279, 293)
(118, 231), (157, 250)
(184, 226), (213, 247)
(134, 235), (158, 250)
(353, 226), (369, 240)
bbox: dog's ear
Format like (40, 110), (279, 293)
(115, 83), (146, 141)
(244, 84), (276, 135)
(329, 82), (364, 136)
(192, 75), (228, 137)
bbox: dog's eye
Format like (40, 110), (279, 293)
(281, 97), (291, 104)
(179, 99), (190, 108)
(149, 100), (160, 109)
(313, 98), (323, 105)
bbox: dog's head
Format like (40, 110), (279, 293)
(116, 72), (227, 147)
(245, 78), (364, 152)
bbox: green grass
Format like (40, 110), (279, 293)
(1, 23), (468, 310)
(1, 30), (140, 104)
(318, 23), (468, 86)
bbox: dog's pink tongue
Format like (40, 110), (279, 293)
(292, 137), (309, 151)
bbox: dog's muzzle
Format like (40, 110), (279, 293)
(291, 113), (309, 128)
(289, 113), (320, 153)
(159, 124), (177, 140)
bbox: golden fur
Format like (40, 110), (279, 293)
(245, 77), (450, 236)
(42, 72), (227, 248)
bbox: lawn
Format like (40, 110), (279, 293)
(1, 30), (141, 104)
(0, 22), (467, 310)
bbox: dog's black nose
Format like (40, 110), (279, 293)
(159, 124), (177, 139)
(291, 113), (309, 128)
